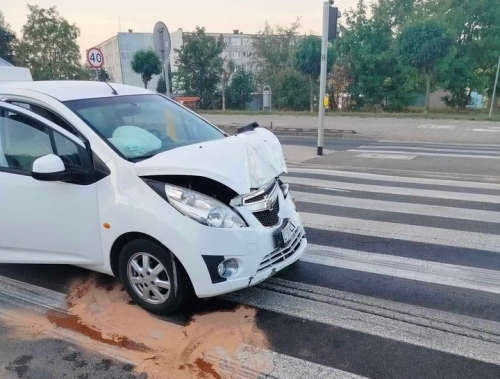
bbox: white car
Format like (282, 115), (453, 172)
(0, 80), (307, 314)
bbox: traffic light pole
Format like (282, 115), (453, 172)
(317, 2), (330, 156)
(489, 52), (500, 119)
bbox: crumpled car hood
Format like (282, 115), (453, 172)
(134, 128), (287, 195)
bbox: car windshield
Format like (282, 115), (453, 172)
(64, 94), (224, 161)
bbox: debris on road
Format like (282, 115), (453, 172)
(2, 275), (270, 379)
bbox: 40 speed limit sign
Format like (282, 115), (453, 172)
(86, 47), (104, 69)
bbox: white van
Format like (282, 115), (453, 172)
(0, 80), (307, 313)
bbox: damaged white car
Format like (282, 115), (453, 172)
(0, 80), (307, 313)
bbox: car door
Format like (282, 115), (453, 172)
(0, 102), (104, 265)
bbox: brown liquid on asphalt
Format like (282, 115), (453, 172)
(3, 275), (271, 379)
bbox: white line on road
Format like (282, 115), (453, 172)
(286, 167), (500, 190)
(303, 244), (500, 294)
(348, 149), (500, 159)
(355, 153), (417, 160)
(417, 124), (456, 129)
(300, 212), (500, 252)
(205, 345), (369, 379)
(293, 191), (500, 223)
(285, 176), (500, 203)
(225, 284), (500, 366)
(355, 145), (500, 155)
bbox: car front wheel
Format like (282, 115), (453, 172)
(118, 238), (192, 314)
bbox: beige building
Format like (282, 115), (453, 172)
(95, 29), (257, 90)
(96, 32), (166, 90)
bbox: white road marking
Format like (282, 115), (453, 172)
(293, 191), (500, 223)
(300, 212), (500, 252)
(285, 176), (500, 203)
(355, 153), (417, 160)
(348, 149), (500, 159)
(418, 124), (455, 129)
(286, 167), (500, 190)
(355, 145), (500, 155)
(225, 284), (500, 366)
(303, 244), (500, 294)
(206, 345), (369, 379)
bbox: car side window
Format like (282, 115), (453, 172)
(8, 101), (78, 136)
(0, 109), (88, 173)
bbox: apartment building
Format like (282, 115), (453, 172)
(169, 29), (255, 73)
(95, 29), (256, 89)
(96, 31), (171, 90)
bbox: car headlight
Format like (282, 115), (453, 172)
(164, 184), (246, 228)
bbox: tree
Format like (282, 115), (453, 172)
(97, 68), (110, 82)
(174, 27), (225, 109)
(294, 35), (336, 111)
(16, 6), (82, 80)
(271, 70), (310, 111)
(131, 49), (162, 89)
(227, 69), (254, 110)
(336, 0), (418, 111)
(0, 11), (17, 64)
(329, 63), (352, 110)
(252, 19), (301, 88)
(397, 19), (453, 112)
(431, 0), (500, 109)
(221, 59), (235, 110)
(156, 76), (166, 94)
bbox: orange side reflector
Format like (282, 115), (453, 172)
(103, 223), (111, 229)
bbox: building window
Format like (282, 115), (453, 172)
(231, 37), (241, 46)
(243, 52), (252, 59)
(232, 52), (241, 59)
(243, 38), (252, 45)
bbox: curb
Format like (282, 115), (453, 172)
(217, 125), (361, 138)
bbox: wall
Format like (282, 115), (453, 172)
(117, 32), (162, 90)
(97, 36), (122, 83)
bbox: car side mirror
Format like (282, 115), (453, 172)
(32, 154), (74, 182)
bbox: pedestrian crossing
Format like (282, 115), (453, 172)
(347, 141), (500, 160)
(1, 166), (500, 378)
(222, 166), (500, 378)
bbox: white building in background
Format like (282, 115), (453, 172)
(96, 31), (164, 90)
(170, 29), (255, 73)
(95, 29), (256, 90)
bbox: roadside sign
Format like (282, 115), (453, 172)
(86, 47), (104, 69)
(153, 21), (171, 62)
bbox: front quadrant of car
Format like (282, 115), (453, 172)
(193, 178), (307, 298)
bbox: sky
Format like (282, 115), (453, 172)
(3, 0), (358, 58)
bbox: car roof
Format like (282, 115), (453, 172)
(0, 80), (154, 102)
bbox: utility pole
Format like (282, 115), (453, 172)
(317, 1), (340, 155)
(317, 2), (330, 156)
(489, 52), (500, 119)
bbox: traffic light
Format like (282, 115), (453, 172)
(328, 7), (341, 41)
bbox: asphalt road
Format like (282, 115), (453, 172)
(1, 138), (500, 379)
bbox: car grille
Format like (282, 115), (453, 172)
(253, 198), (280, 227)
(244, 181), (277, 204)
(257, 226), (305, 272)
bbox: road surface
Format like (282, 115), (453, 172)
(0, 138), (499, 379)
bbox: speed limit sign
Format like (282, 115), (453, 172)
(86, 47), (104, 69)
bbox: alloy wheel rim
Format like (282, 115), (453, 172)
(127, 252), (171, 305)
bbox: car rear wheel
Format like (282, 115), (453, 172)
(118, 238), (193, 314)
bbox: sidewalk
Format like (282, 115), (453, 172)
(201, 114), (500, 144)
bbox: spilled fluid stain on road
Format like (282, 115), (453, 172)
(4, 274), (270, 379)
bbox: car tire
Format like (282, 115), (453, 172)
(118, 238), (193, 314)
